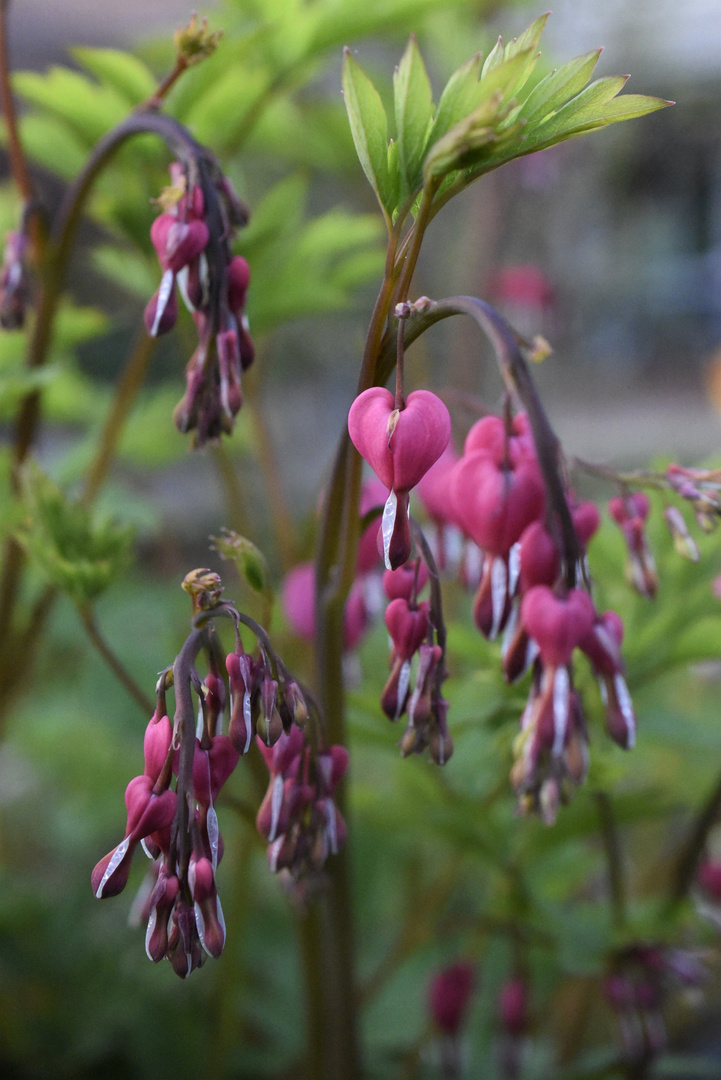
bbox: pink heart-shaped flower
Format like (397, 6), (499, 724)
(348, 387), (451, 493)
(451, 452), (545, 556)
(521, 586), (595, 667)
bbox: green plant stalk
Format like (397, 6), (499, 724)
(82, 330), (156, 504)
(79, 604), (155, 715)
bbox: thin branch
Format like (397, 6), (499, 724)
(594, 790), (626, 929)
(78, 605), (155, 715)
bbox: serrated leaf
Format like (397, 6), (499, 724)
(393, 36), (434, 197)
(71, 48), (156, 105)
(342, 49), (391, 218)
(518, 49), (603, 126)
(12, 68), (129, 145)
(15, 462), (134, 604)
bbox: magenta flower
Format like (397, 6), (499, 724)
(348, 387), (451, 569)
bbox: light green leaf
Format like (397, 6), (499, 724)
(92, 246), (157, 300)
(342, 49), (391, 217)
(15, 462), (134, 605)
(70, 47), (157, 105)
(481, 36), (504, 79)
(12, 68), (129, 145)
(518, 49), (603, 125)
(393, 36), (434, 197)
(13, 114), (86, 180)
(427, 53), (482, 146)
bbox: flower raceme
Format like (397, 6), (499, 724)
(348, 387), (451, 570)
(145, 163), (254, 446)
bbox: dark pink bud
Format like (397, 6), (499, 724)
(92, 845), (135, 899)
(150, 214), (209, 273)
(189, 856), (225, 958)
(143, 713), (173, 782)
(258, 726), (306, 777)
(227, 255), (251, 311)
(451, 452), (545, 558)
(124, 775), (177, 840)
(145, 868), (180, 962)
(316, 744), (349, 793)
(192, 736), (240, 805)
(256, 776), (306, 841)
(519, 520), (560, 592)
(428, 962), (476, 1035)
(348, 387), (451, 493)
(573, 500), (601, 545)
(382, 559), (429, 601)
(521, 586), (595, 667)
(384, 598), (429, 661)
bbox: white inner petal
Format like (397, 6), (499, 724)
(381, 490), (398, 571)
(552, 666), (570, 757)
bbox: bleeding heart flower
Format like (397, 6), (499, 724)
(348, 387), (451, 494)
(521, 586), (595, 667)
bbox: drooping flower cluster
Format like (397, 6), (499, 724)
(145, 162), (254, 445)
(92, 571), (346, 976)
(410, 409), (637, 820)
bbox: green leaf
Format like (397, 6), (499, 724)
(12, 114), (86, 180)
(70, 47), (157, 105)
(15, 462), (134, 605)
(183, 64), (270, 150)
(342, 49), (391, 217)
(481, 36), (504, 79)
(518, 49), (603, 126)
(393, 36), (434, 197)
(12, 67), (129, 145)
(427, 52), (482, 146)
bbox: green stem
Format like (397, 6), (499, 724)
(79, 605), (155, 715)
(0, 0), (33, 204)
(594, 791), (626, 929)
(81, 331), (156, 504)
(668, 764), (721, 908)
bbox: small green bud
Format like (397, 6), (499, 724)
(174, 12), (222, 68)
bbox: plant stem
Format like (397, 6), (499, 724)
(81, 331), (156, 503)
(594, 791), (626, 929)
(79, 605), (155, 715)
(0, 0), (33, 203)
(668, 764), (721, 907)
